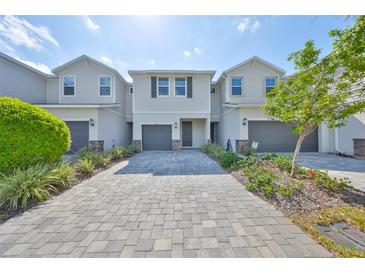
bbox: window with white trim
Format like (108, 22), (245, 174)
(158, 77), (169, 96)
(63, 76), (75, 96)
(175, 77), (186, 96)
(99, 76), (111, 96)
(231, 77), (242, 96)
(265, 77), (276, 93)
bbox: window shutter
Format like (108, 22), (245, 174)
(151, 76), (157, 98)
(187, 77), (193, 98)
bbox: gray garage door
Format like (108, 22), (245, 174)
(142, 125), (172, 151)
(65, 121), (89, 153)
(248, 121), (318, 152)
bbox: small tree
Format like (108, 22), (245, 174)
(263, 16), (365, 177)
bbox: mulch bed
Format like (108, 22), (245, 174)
(230, 162), (365, 217)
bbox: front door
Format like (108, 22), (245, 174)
(182, 121), (193, 147)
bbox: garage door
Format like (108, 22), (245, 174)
(248, 121), (318, 152)
(142, 125), (172, 151)
(65, 121), (89, 153)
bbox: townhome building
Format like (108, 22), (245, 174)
(1, 52), (364, 156)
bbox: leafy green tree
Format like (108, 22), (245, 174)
(263, 16), (365, 177)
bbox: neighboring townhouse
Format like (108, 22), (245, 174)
(0, 53), (131, 153)
(128, 70), (214, 150)
(1, 52), (364, 156)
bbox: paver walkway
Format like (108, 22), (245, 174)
(0, 151), (330, 257)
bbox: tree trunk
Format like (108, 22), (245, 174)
(290, 134), (305, 177)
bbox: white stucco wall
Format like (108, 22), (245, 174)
(0, 56), (47, 103)
(133, 73), (210, 113)
(57, 61), (117, 104)
(210, 85), (220, 122)
(224, 61), (284, 105)
(337, 112), (365, 155)
(46, 78), (59, 103)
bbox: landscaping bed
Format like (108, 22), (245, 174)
(0, 144), (139, 223)
(202, 143), (365, 257)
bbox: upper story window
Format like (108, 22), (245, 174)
(99, 75), (111, 96)
(231, 77), (242, 96)
(158, 77), (169, 96)
(63, 75), (75, 96)
(265, 77), (277, 93)
(175, 77), (186, 96)
(129, 87), (133, 94)
(211, 87), (216, 94)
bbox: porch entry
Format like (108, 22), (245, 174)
(182, 121), (193, 147)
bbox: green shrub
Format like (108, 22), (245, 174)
(202, 143), (225, 159)
(277, 185), (295, 198)
(122, 144), (139, 156)
(311, 169), (349, 191)
(75, 159), (95, 177)
(219, 151), (240, 168)
(0, 97), (70, 174)
(260, 153), (279, 161)
(110, 146), (126, 160)
(78, 149), (111, 168)
(244, 164), (277, 197)
(273, 155), (293, 173)
(49, 163), (76, 189)
(243, 146), (254, 156)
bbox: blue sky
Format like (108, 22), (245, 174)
(0, 15), (356, 81)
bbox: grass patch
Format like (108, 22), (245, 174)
(292, 206), (365, 258)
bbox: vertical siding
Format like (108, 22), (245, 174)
(0, 57), (47, 103)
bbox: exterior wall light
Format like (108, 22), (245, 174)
(174, 122), (178, 129)
(242, 118), (247, 126)
(89, 118), (95, 127)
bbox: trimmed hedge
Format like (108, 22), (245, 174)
(0, 97), (70, 173)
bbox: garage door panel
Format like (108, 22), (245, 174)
(65, 121), (89, 153)
(248, 121), (318, 152)
(142, 125), (172, 151)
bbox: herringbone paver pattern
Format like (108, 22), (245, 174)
(0, 151), (331, 257)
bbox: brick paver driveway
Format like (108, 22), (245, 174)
(0, 151), (330, 258)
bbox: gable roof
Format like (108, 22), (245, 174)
(217, 56), (286, 83)
(52, 55), (129, 84)
(0, 52), (53, 78)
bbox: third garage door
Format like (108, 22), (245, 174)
(248, 121), (318, 152)
(142, 125), (172, 151)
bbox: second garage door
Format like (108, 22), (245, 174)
(142, 125), (172, 151)
(248, 121), (318, 152)
(65, 121), (89, 153)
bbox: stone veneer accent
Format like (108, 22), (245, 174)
(353, 139), (365, 157)
(88, 140), (104, 152)
(132, 140), (142, 151)
(172, 140), (182, 151)
(235, 139), (249, 154)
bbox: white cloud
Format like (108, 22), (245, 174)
(149, 59), (156, 65)
(0, 15), (59, 51)
(237, 17), (262, 33)
(183, 50), (191, 58)
(100, 56), (113, 67)
(0, 38), (15, 53)
(82, 16), (100, 32)
(16, 57), (51, 74)
(193, 47), (203, 55)
(251, 20), (262, 33)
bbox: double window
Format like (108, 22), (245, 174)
(265, 77), (276, 93)
(158, 77), (169, 96)
(231, 77), (242, 96)
(175, 77), (186, 96)
(63, 75), (75, 96)
(99, 75), (111, 96)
